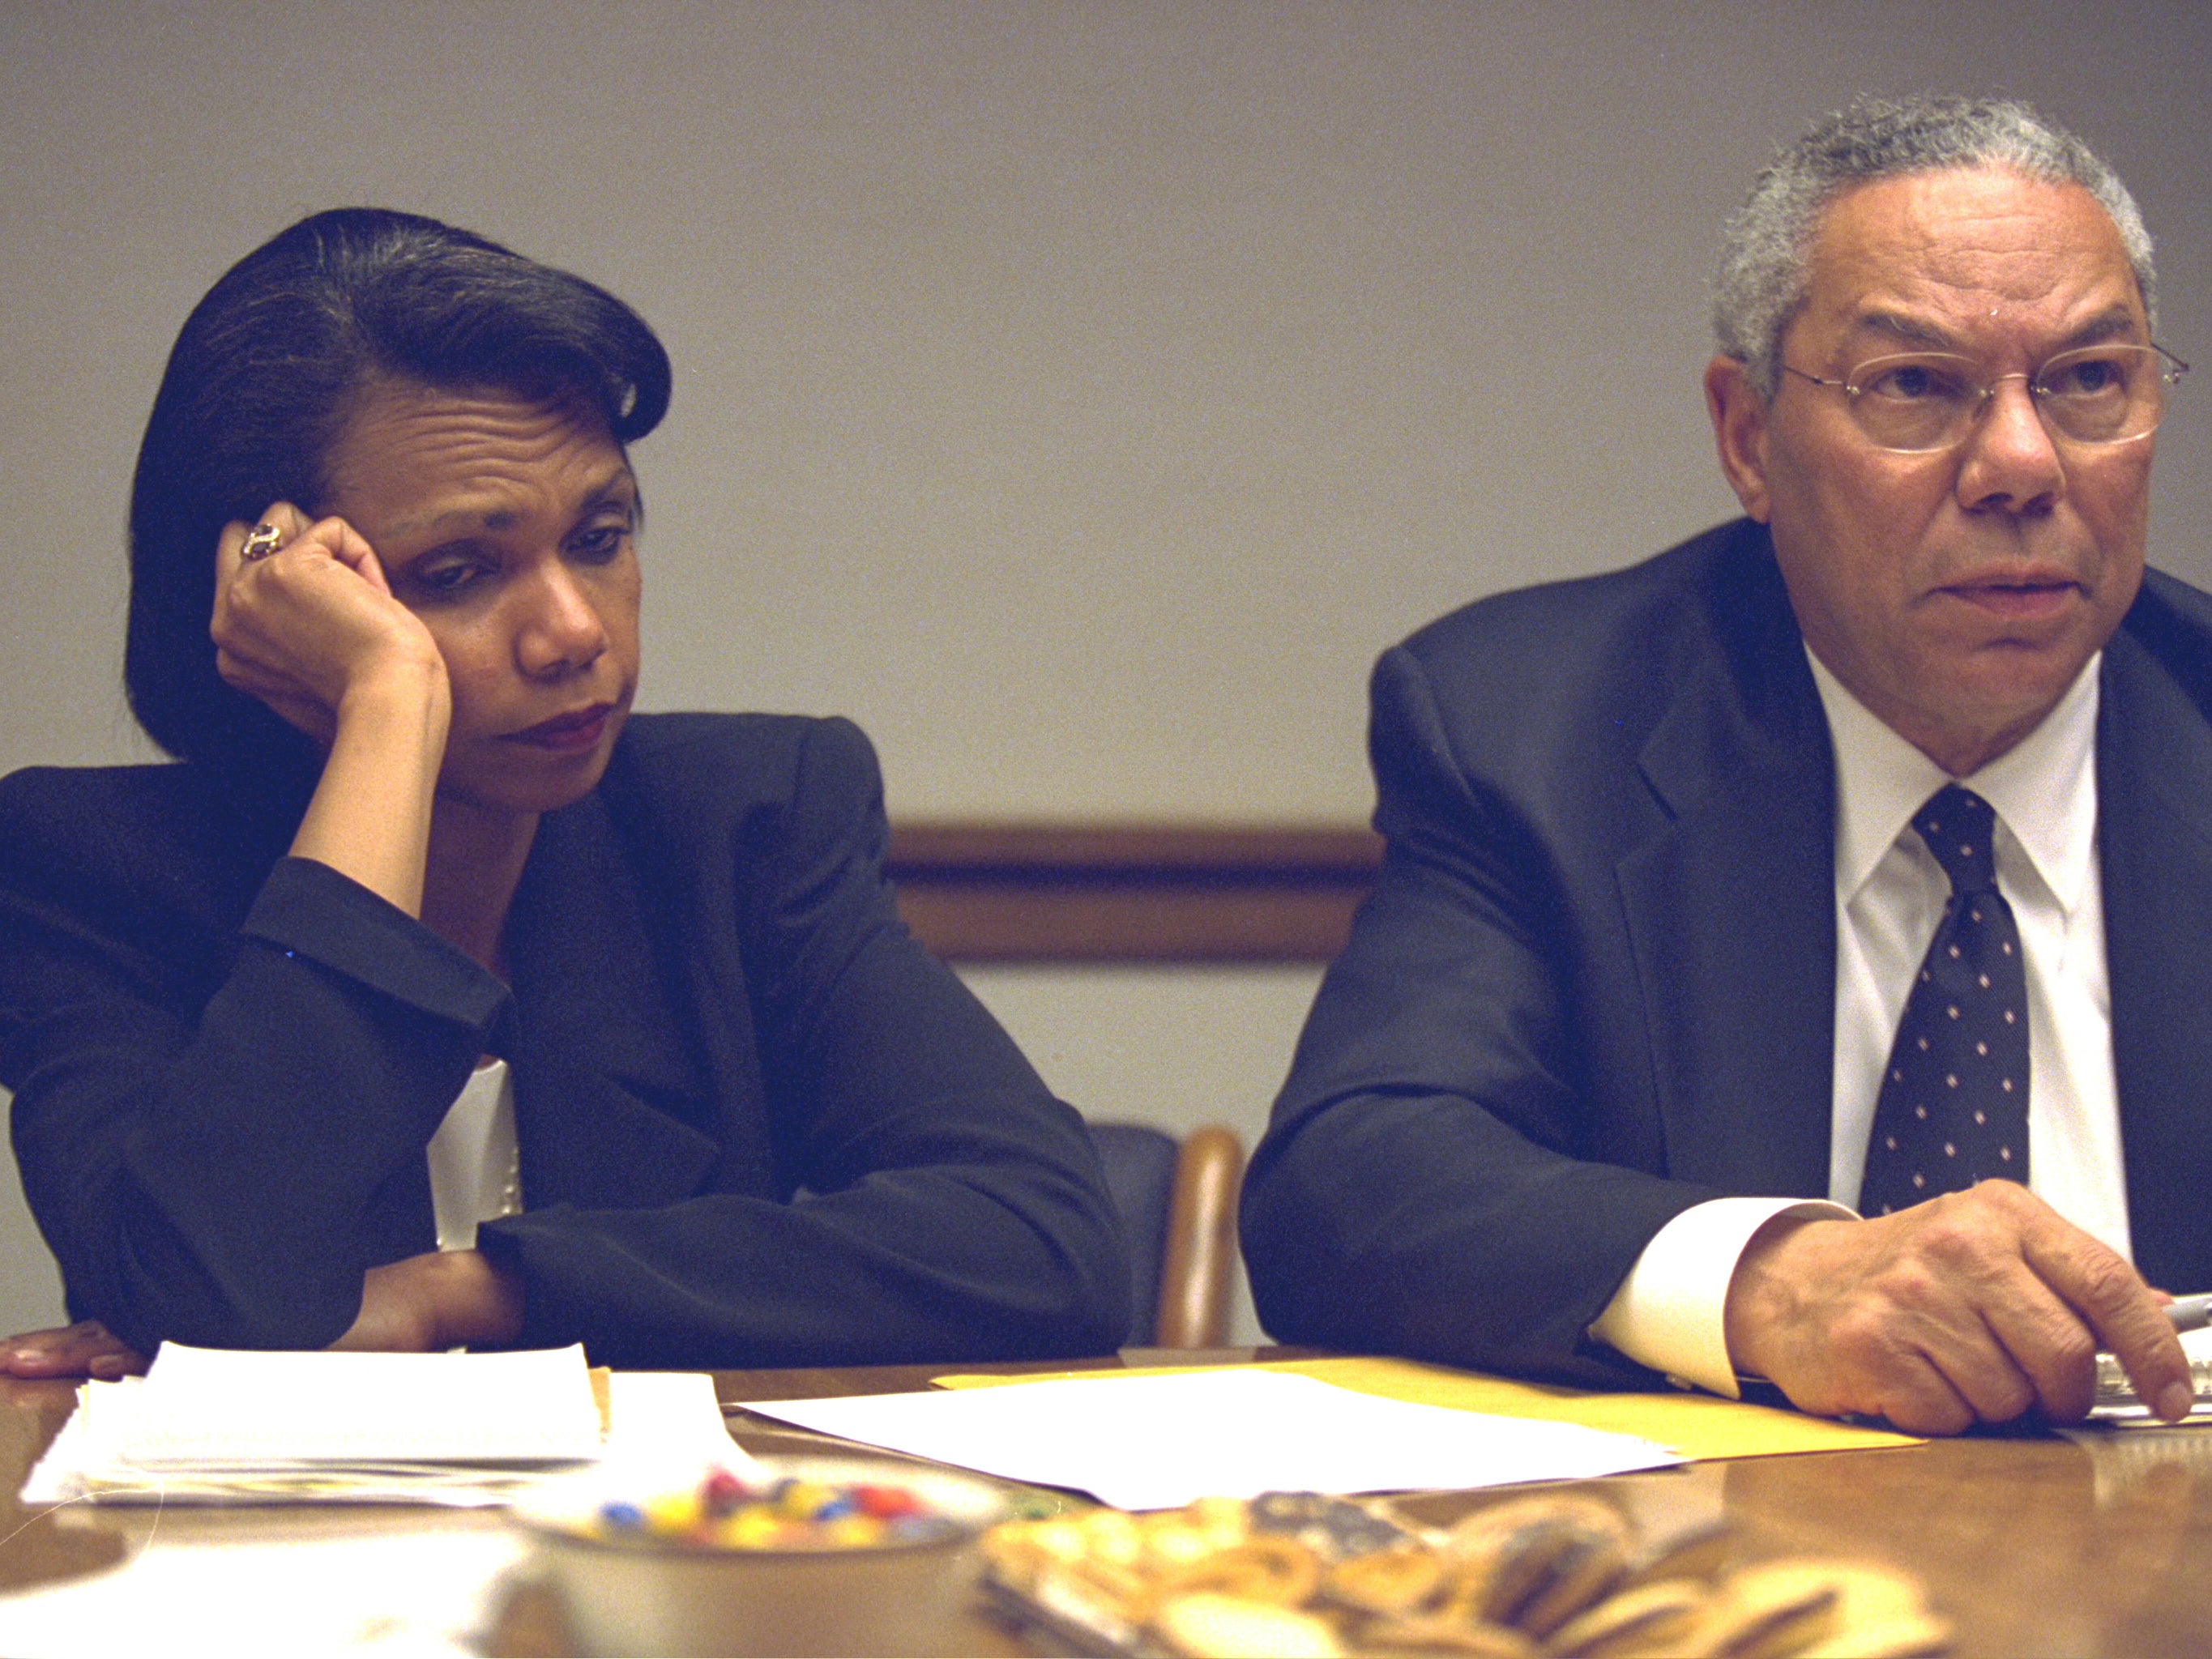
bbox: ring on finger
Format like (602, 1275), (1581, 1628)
(239, 522), (284, 563)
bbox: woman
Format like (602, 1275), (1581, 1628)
(0, 208), (1129, 1375)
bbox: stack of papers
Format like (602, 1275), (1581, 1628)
(23, 1343), (742, 1506)
(737, 1368), (1685, 1510)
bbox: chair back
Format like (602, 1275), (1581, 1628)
(1087, 1122), (1244, 1348)
(1088, 1123), (1178, 1345)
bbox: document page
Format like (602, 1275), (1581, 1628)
(24, 1367), (743, 1507)
(737, 1367), (1681, 1509)
(121, 1343), (605, 1465)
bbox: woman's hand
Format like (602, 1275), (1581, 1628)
(0, 1255), (526, 1374)
(330, 1251), (525, 1353)
(0, 1320), (147, 1380)
(214, 503), (454, 919)
(211, 502), (447, 745)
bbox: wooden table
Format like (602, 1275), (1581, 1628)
(2, 1348), (2210, 1655)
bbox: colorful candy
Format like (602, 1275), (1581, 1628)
(855, 1483), (923, 1519)
(590, 1468), (957, 1551)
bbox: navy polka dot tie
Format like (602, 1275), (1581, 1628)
(1858, 786), (2030, 1216)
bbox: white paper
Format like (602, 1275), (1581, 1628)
(0, 1528), (527, 1658)
(593, 1370), (754, 1478)
(23, 1369), (745, 1507)
(122, 1343), (603, 1465)
(737, 1368), (1682, 1509)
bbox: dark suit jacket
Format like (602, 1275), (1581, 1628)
(0, 714), (1130, 1366)
(1241, 518), (2212, 1388)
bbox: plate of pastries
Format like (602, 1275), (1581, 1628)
(980, 1487), (1950, 1658)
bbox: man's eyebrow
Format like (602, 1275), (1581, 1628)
(2057, 306), (2146, 349)
(1851, 310), (1961, 351)
(1847, 304), (2148, 356)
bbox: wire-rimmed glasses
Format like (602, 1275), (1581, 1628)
(1779, 343), (2189, 453)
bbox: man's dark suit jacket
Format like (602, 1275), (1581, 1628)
(1241, 518), (2212, 1388)
(0, 714), (1130, 1365)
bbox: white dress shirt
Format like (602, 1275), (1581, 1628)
(1590, 649), (2125, 1395)
(424, 1057), (524, 1253)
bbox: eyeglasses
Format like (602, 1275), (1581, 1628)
(1779, 343), (2189, 453)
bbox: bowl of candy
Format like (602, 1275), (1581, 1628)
(512, 1455), (1011, 1656)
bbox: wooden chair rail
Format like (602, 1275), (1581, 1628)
(885, 822), (1383, 962)
(1155, 1126), (1246, 1349)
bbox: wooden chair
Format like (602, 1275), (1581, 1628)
(1087, 1123), (1245, 1348)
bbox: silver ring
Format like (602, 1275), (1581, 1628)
(240, 523), (284, 563)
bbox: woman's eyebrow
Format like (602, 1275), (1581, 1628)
(383, 466), (639, 539)
(577, 469), (641, 514)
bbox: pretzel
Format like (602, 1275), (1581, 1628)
(1150, 1535), (1325, 1610)
(1439, 1512), (1630, 1631)
(1322, 1544), (1448, 1616)
(1686, 1560), (1847, 1659)
(1151, 1591), (1346, 1659)
(1544, 1576), (1709, 1657)
(1355, 1610), (1539, 1656)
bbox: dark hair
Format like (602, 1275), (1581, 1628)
(125, 207), (673, 770)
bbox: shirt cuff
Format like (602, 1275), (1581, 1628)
(1587, 1196), (1857, 1397)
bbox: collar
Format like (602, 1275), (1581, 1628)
(1809, 646), (2100, 915)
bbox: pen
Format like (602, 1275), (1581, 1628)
(2164, 1294), (2212, 1335)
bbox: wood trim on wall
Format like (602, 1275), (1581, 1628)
(885, 823), (1383, 962)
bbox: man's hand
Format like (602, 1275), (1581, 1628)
(330, 1252), (525, 1354)
(0, 1320), (147, 1380)
(1723, 1181), (2193, 1434)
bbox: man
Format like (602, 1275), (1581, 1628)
(1241, 96), (2209, 1435)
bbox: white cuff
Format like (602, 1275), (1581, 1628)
(1587, 1196), (1856, 1397)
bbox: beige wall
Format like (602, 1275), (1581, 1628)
(2, 1), (2208, 1337)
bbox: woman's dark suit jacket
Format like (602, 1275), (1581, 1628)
(0, 713), (1130, 1364)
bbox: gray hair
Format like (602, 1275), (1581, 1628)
(1714, 96), (2157, 398)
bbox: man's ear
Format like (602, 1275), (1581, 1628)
(1706, 356), (1774, 523)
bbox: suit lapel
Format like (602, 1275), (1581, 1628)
(502, 793), (724, 1209)
(1616, 539), (1837, 1196)
(2100, 629), (2212, 1289)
